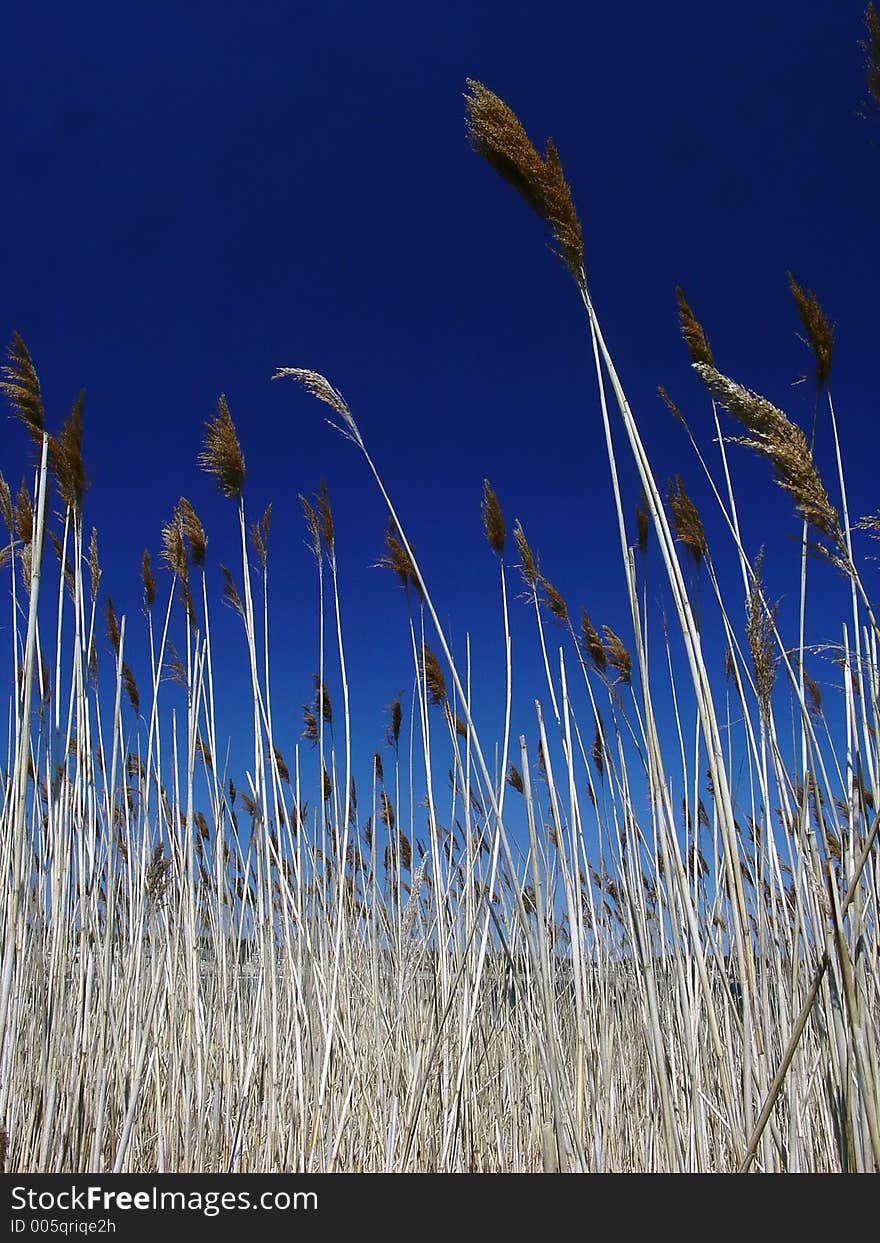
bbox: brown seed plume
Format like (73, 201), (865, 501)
(199, 394), (246, 499)
(540, 576), (569, 625)
(580, 609), (607, 672)
(386, 695), (402, 749)
(0, 473), (12, 533)
(481, 479), (505, 555)
(507, 763), (524, 794)
(378, 518), (423, 596)
(675, 288), (714, 367)
(602, 626), (632, 684)
(313, 674), (333, 725)
(421, 643), (447, 706)
(513, 519), (539, 587)
(667, 475), (708, 568)
(272, 368), (362, 444)
(141, 550), (156, 611)
(317, 480), (335, 554)
(302, 706), (318, 744)
(220, 564), (244, 618)
(592, 722), (605, 777)
(658, 385), (687, 428)
(106, 597), (121, 656)
(122, 663), (140, 714)
(13, 481), (33, 545)
(693, 363), (842, 544)
(160, 511), (188, 583)
(49, 391), (87, 513)
(88, 528), (100, 597)
(464, 79), (585, 282)
(787, 273), (834, 388)
(1, 332), (44, 448)
(177, 497), (207, 569)
(299, 494), (321, 559)
(746, 549), (778, 719)
(273, 745), (290, 784)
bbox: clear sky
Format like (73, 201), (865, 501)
(3, 1), (878, 802)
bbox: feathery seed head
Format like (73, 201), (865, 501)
(421, 642), (447, 706)
(787, 272), (834, 388)
(675, 288), (714, 368)
(273, 367), (362, 445)
(667, 475), (708, 568)
(88, 528), (100, 597)
(177, 497), (207, 569)
(513, 518), (539, 587)
(580, 609), (607, 672)
(694, 363), (841, 544)
(1, 332), (44, 449)
(540, 576), (570, 625)
(465, 80), (585, 283)
(602, 626), (632, 684)
(199, 394), (246, 499)
(481, 478), (506, 555)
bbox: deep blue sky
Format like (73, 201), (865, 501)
(3, 1), (878, 802)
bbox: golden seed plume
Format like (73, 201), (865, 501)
(464, 79), (585, 282)
(667, 475), (708, 568)
(481, 479), (506, 555)
(787, 272), (834, 388)
(602, 626), (632, 684)
(1, 332), (44, 448)
(386, 695), (403, 749)
(106, 597), (121, 656)
(746, 548), (778, 719)
(195, 735), (213, 771)
(250, 518), (267, 569)
(302, 705), (318, 744)
(592, 722), (605, 778)
(313, 674), (333, 725)
(540, 576), (569, 625)
(658, 385), (687, 427)
(378, 518), (423, 596)
(421, 642), (447, 706)
(160, 511), (188, 583)
(675, 288), (714, 367)
(88, 528), (100, 597)
(199, 394), (246, 500)
(48, 391), (87, 513)
(273, 745), (290, 784)
(122, 663), (140, 714)
(272, 368), (362, 444)
(317, 480), (335, 554)
(220, 564), (244, 618)
(580, 609), (607, 672)
(177, 497), (207, 569)
(299, 494), (321, 559)
(513, 518), (539, 587)
(13, 481), (33, 545)
(0, 472), (12, 533)
(693, 363), (841, 544)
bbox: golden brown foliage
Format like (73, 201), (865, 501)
(199, 395), (246, 500)
(465, 80), (584, 282)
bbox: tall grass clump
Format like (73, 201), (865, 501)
(0, 13), (878, 1174)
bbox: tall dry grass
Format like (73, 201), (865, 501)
(1, 9), (879, 1173)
